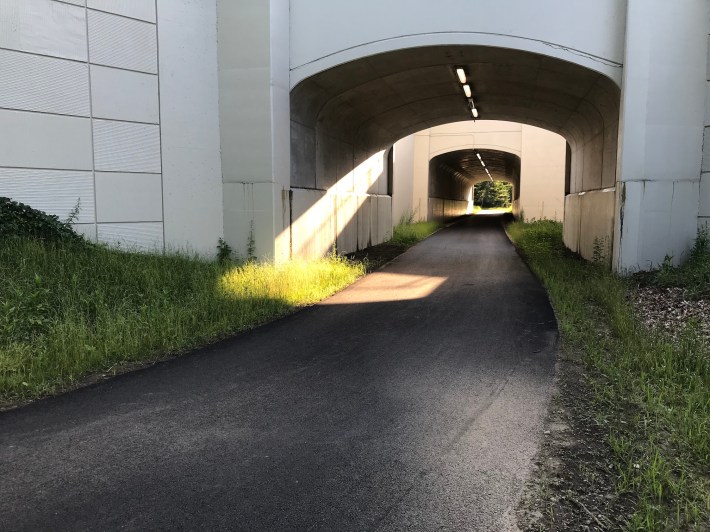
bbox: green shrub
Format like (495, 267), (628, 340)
(0, 197), (84, 243)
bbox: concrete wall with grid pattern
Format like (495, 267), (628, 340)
(0, 0), (223, 255)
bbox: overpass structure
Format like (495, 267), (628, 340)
(0, 0), (708, 271)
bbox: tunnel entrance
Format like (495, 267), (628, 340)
(428, 149), (521, 221)
(289, 45), (620, 263)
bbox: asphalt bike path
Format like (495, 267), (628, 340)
(0, 214), (558, 531)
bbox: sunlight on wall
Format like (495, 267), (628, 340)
(282, 150), (389, 260)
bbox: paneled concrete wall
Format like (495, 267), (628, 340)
(700, 7), (710, 233)
(290, 189), (392, 258)
(0, 0), (163, 250)
(0, 0), (223, 256)
(520, 127), (566, 221)
(287, 150), (393, 259)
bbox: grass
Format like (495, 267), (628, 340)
(0, 238), (364, 404)
(634, 228), (710, 300)
(507, 220), (710, 531)
(389, 218), (442, 247)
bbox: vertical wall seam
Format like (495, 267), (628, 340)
(154, 0), (166, 252)
(84, 2), (98, 236)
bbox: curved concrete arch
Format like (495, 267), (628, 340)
(425, 120), (524, 159)
(291, 46), (619, 193)
(429, 142), (521, 159)
(290, 44), (619, 261)
(289, 0), (625, 88)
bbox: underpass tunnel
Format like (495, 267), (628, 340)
(428, 149), (521, 220)
(289, 44), (620, 263)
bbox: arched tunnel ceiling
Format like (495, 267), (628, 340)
(432, 149), (521, 186)
(291, 45), (620, 156)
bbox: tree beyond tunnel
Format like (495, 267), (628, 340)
(475, 181), (512, 209)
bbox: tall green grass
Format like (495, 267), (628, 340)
(389, 219), (442, 247)
(507, 220), (709, 531)
(0, 238), (364, 403)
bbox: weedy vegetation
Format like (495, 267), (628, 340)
(507, 219), (709, 530)
(0, 198), (364, 405)
(634, 227), (710, 300)
(389, 212), (442, 247)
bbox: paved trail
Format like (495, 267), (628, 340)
(0, 215), (558, 531)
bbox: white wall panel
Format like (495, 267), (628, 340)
(95, 172), (162, 222)
(0, 0), (87, 61)
(97, 222), (163, 250)
(0, 109), (93, 170)
(158, 0), (223, 256)
(0, 49), (89, 116)
(93, 120), (161, 173)
(87, 0), (156, 23)
(700, 174), (710, 217)
(88, 9), (157, 73)
(58, 1), (86, 6)
(72, 223), (98, 242)
(0, 168), (95, 223)
(91, 66), (159, 123)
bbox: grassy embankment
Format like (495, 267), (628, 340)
(0, 238), (364, 405)
(507, 220), (709, 530)
(1, 199), (445, 406)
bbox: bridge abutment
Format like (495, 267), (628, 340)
(613, 0), (708, 271)
(217, 0), (291, 261)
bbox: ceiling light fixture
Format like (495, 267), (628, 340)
(476, 153), (482, 161)
(471, 107), (479, 119)
(456, 68), (466, 84)
(463, 84), (472, 98)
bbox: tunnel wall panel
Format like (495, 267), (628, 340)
(563, 194), (581, 253)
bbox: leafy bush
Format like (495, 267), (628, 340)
(0, 197), (84, 243)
